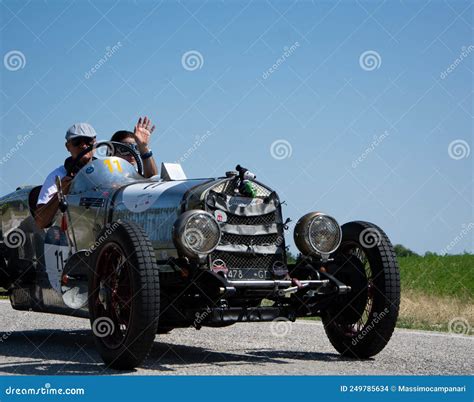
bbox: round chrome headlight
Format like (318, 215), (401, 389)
(294, 212), (342, 257)
(173, 210), (221, 258)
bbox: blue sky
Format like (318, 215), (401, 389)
(0, 0), (472, 254)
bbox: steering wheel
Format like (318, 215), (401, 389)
(66, 141), (144, 177)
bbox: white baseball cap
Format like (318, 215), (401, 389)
(65, 123), (97, 140)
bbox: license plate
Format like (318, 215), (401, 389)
(226, 268), (272, 280)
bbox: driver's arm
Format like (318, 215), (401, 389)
(35, 195), (60, 229)
(35, 176), (72, 229)
(140, 146), (158, 178)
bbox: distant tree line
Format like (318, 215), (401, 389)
(394, 244), (472, 257)
(393, 244), (419, 257)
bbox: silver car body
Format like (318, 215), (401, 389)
(0, 157), (285, 317)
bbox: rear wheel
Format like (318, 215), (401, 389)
(88, 221), (160, 369)
(322, 221), (400, 358)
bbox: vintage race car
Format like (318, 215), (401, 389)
(0, 141), (400, 369)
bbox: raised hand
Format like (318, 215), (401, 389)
(133, 116), (156, 153)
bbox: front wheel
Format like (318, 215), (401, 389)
(322, 221), (400, 358)
(88, 221), (160, 369)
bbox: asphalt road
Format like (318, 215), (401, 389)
(0, 301), (472, 376)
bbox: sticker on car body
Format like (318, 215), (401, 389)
(228, 196), (264, 207)
(43, 226), (72, 294)
(122, 181), (187, 213)
(213, 210), (227, 223)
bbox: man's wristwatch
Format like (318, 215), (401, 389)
(140, 149), (153, 160)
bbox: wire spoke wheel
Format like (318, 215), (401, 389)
(338, 244), (375, 337)
(88, 221), (160, 369)
(92, 243), (133, 349)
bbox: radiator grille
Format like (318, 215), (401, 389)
(206, 179), (287, 279)
(211, 251), (284, 270)
(225, 212), (277, 226)
(221, 232), (280, 247)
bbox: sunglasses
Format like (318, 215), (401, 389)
(70, 137), (95, 147)
(116, 143), (138, 156)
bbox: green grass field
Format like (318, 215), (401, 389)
(399, 254), (473, 300)
(397, 254), (473, 333)
(301, 254), (473, 333)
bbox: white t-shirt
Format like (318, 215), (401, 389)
(37, 165), (67, 206)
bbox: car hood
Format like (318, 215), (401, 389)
(110, 178), (218, 251)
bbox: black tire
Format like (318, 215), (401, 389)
(322, 221), (400, 358)
(88, 221), (160, 370)
(0, 253), (10, 289)
(157, 327), (173, 334)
